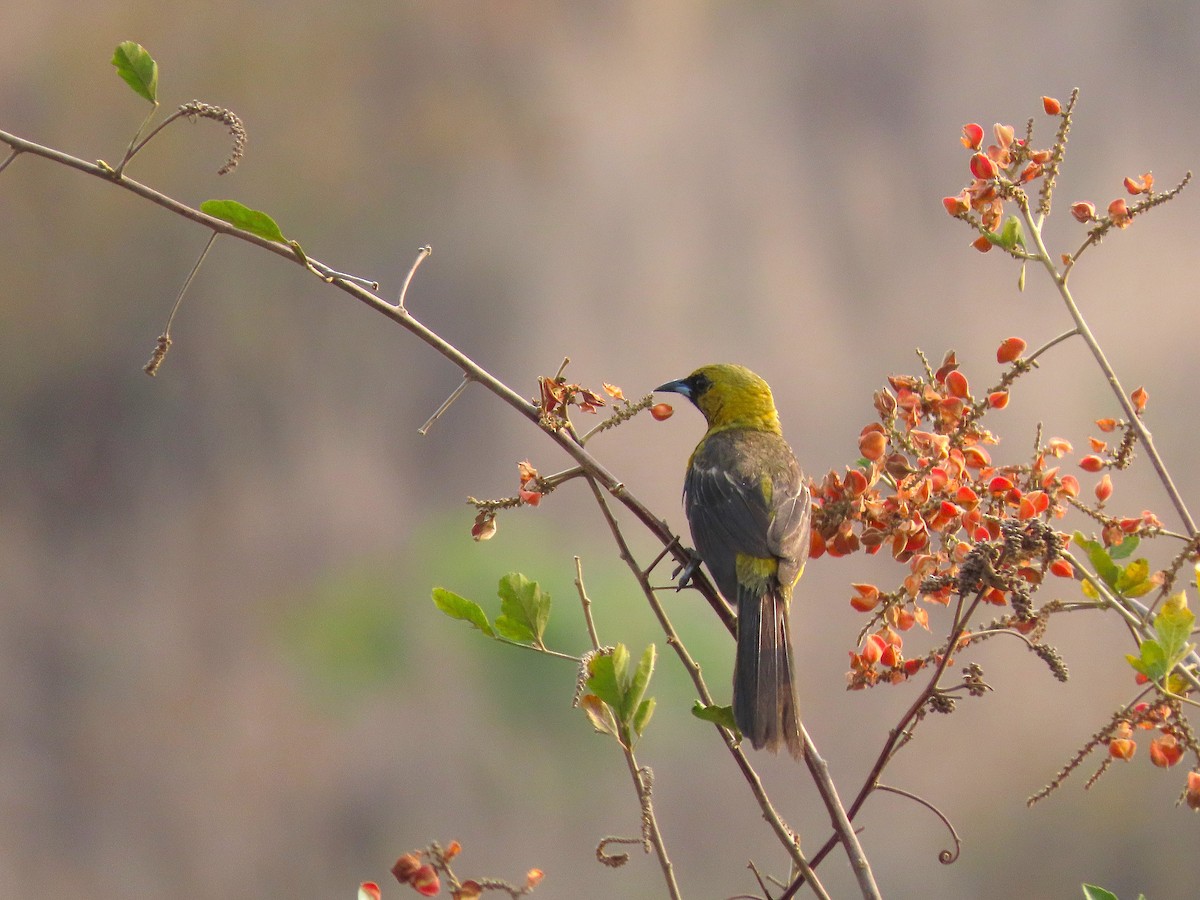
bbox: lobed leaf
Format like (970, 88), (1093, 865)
(495, 573), (550, 647)
(1126, 639), (1168, 681)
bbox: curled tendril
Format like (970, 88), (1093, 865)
(595, 835), (642, 868)
(875, 783), (962, 865)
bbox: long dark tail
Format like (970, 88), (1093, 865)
(733, 584), (802, 758)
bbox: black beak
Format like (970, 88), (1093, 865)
(654, 377), (692, 398)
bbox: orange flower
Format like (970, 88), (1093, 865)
(1108, 198), (1133, 228)
(1123, 172), (1153, 195)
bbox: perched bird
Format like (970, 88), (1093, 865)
(656, 364), (810, 758)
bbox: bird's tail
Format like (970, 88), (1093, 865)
(733, 584), (802, 759)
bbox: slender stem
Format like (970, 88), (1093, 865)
(123, 107), (185, 170)
(165, 230), (219, 334)
(574, 557), (602, 650)
(0, 148), (18, 174)
(114, 103), (162, 177)
(1017, 195), (1197, 537)
(397, 245), (432, 310)
(625, 751), (681, 900)
(494, 636), (579, 662)
(797, 724), (882, 900)
(418, 375), (471, 436)
(1024, 327), (1078, 365)
(575, 560), (681, 900)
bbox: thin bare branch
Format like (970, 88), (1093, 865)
(397, 245), (432, 310)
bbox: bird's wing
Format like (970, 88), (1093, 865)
(768, 476), (811, 587)
(684, 454), (774, 597)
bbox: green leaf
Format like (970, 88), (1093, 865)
(431, 587), (494, 637)
(1081, 885), (1120, 900)
(586, 650), (622, 710)
(1154, 594), (1195, 663)
(1127, 639), (1168, 681)
(200, 199), (288, 244)
(1109, 534), (1140, 560)
(988, 215), (1025, 251)
(112, 41), (158, 104)
(1074, 532), (1119, 588)
(691, 701), (739, 733)
(1116, 558), (1151, 597)
(632, 697), (656, 737)
(494, 572), (550, 647)
(624, 644), (656, 721)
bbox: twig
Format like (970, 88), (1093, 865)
(418, 375), (471, 436)
(573, 557), (602, 650)
(575, 560), (682, 900)
(144, 230), (219, 375)
(397, 245), (431, 310)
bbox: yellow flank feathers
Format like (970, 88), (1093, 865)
(736, 553), (779, 591)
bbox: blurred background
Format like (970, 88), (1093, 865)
(3, 2), (1200, 897)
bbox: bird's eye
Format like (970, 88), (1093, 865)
(690, 373), (712, 395)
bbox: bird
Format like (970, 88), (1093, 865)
(655, 364), (810, 758)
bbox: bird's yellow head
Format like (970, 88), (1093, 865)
(655, 363), (782, 433)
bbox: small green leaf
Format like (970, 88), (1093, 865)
(1109, 534), (1140, 560)
(1116, 558), (1151, 596)
(431, 587), (494, 638)
(1074, 532), (1119, 588)
(200, 199), (288, 244)
(586, 650), (622, 710)
(1127, 639), (1168, 681)
(610, 642), (630, 687)
(112, 41), (158, 104)
(624, 644), (656, 721)
(632, 697), (656, 737)
(494, 573), (550, 647)
(1081, 885), (1120, 900)
(580, 693), (618, 737)
(990, 215), (1025, 251)
(1154, 594), (1195, 663)
(691, 701), (739, 733)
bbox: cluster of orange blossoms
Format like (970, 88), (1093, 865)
(808, 337), (1159, 690)
(942, 95), (1157, 249)
(1107, 703), (1200, 809)
(384, 842), (544, 899)
(943, 115), (1054, 251)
